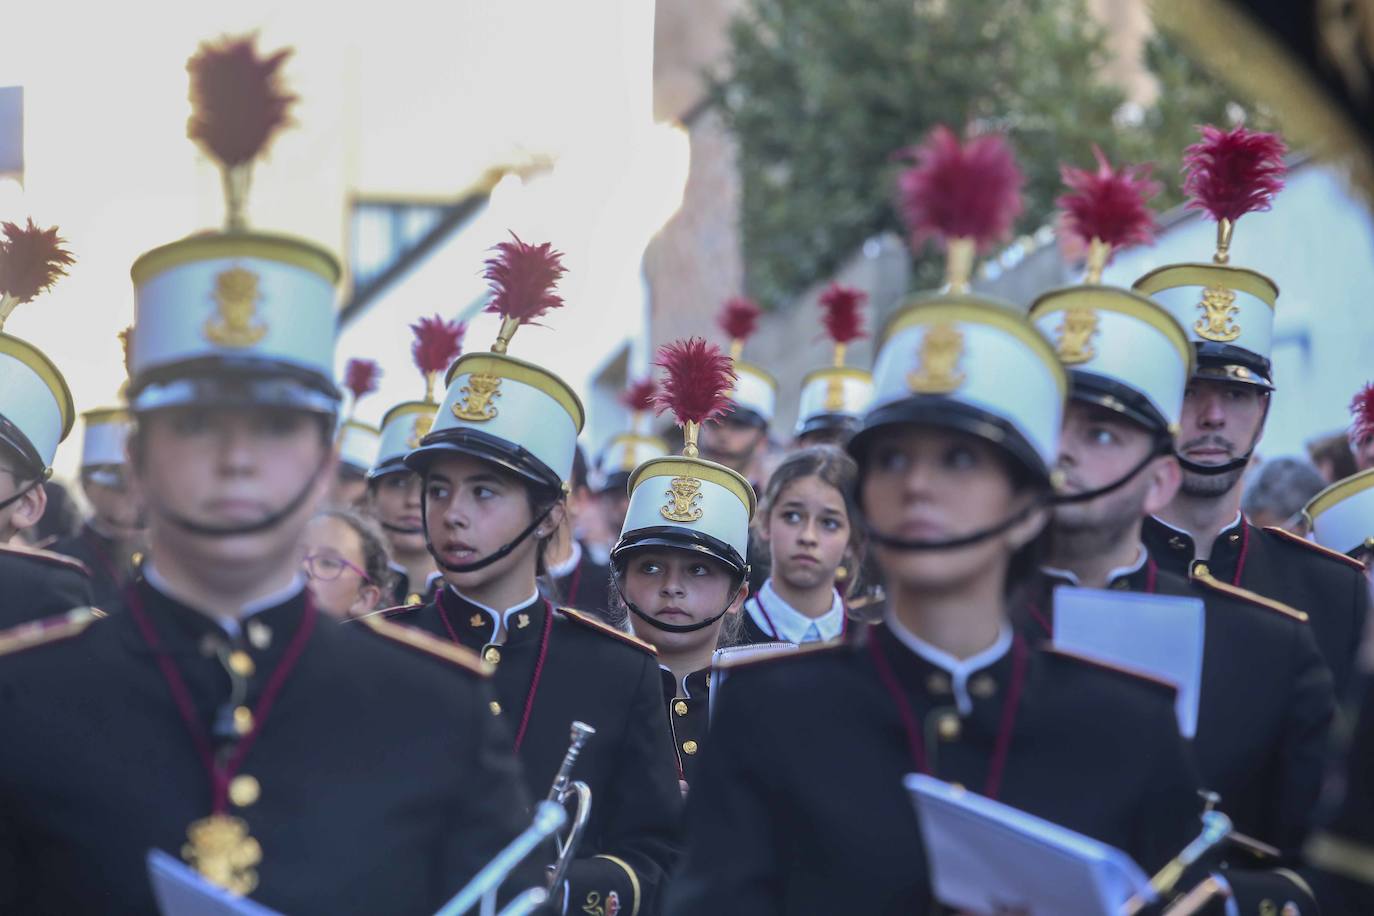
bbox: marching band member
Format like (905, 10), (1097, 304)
(367, 317), (462, 606)
(590, 378), (670, 560)
(699, 296), (776, 488)
(301, 508), (391, 619)
(612, 338), (754, 788)
(665, 126), (1204, 915)
(1024, 149), (1332, 898)
(1304, 468), (1374, 570)
(1137, 125), (1370, 700)
(384, 234), (682, 916)
(737, 445), (860, 646)
(332, 357), (383, 508)
(0, 218), (94, 625)
(793, 283), (873, 448)
(0, 36), (541, 913)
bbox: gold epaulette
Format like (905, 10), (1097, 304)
(712, 640), (838, 671)
(557, 607), (658, 655)
(1190, 564), (1309, 623)
(343, 605), (414, 625)
(357, 614), (491, 676)
(0, 606), (107, 659)
(1263, 525), (1369, 571)
(1043, 646), (1178, 693)
(0, 543), (91, 577)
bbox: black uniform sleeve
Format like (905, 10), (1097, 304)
(1272, 621), (1336, 857)
(1133, 690), (1208, 878)
(436, 678), (546, 909)
(562, 650), (682, 916)
(661, 669), (787, 916)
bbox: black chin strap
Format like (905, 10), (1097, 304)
(612, 571), (746, 634)
(163, 455), (330, 538)
(380, 521), (425, 536)
(421, 486), (556, 575)
(0, 478), (42, 513)
(865, 498), (1043, 553)
(1175, 396), (1271, 477)
(1052, 437), (1173, 506)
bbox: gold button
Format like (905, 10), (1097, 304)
(1259, 901), (1276, 916)
(925, 672), (951, 694)
(483, 647), (501, 665)
(406, 593), (422, 606)
(1168, 536), (1186, 550)
(682, 740), (699, 755)
(969, 675), (996, 699)
(1111, 578), (1130, 591)
(489, 701), (502, 716)
(1194, 562), (1211, 578)
(673, 700), (689, 716)
(131, 551), (144, 567)
(228, 774), (260, 807)
(936, 713), (961, 742)
(228, 651), (255, 678)
(233, 706), (254, 736)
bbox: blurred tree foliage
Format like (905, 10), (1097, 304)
(712, 0), (1269, 305)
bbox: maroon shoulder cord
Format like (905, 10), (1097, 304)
(1231, 523), (1250, 585)
(867, 630), (1028, 800)
(436, 590), (553, 752)
(125, 587), (318, 816)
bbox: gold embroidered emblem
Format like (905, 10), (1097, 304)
(182, 814), (262, 896)
(823, 375), (846, 412)
(516, 613), (530, 629)
(907, 323), (966, 394)
(1054, 307), (1099, 365)
(470, 613), (484, 628)
(452, 373), (502, 422)
(204, 267), (268, 348)
(1194, 286), (1242, 342)
(407, 414), (434, 449)
(661, 476), (705, 523)
(582, 890), (622, 916)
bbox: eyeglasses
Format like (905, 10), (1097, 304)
(302, 552), (371, 583)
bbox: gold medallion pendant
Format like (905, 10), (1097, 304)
(182, 814), (262, 896)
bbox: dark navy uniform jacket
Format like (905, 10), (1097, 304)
(0, 579), (539, 915)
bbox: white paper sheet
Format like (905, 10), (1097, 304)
(148, 850), (283, 916)
(1051, 585), (1205, 738)
(906, 773), (1154, 915)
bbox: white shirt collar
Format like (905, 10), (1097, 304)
(546, 540), (583, 579)
(746, 579), (845, 644)
(448, 585), (541, 629)
(141, 560), (306, 638)
(1041, 544), (1147, 587)
(883, 608), (1013, 715)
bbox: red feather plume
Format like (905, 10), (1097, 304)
(410, 315), (466, 378)
(818, 283), (867, 345)
(186, 35), (296, 168)
(718, 296), (761, 343)
(1351, 382), (1374, 442)
(343, 358), (381, 403)
(1057, 147), (1160, 252)
(620, 377), (658, 413)
(482, 233), (567, 325)
(895, 125), (1025, 252)
(653, 338), (737, 428)
(0, 219), (75, 303)
(1182, 125), (1287, 223)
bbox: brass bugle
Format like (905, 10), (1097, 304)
(545, 721), (597, 893)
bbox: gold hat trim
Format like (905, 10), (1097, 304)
(880, 297), (1067, 397)
(1029, 286), (1195, 372)
(800, 366), (873, 388)
(131, 232), (342, 286)
(0, 335), (76, 442)
(444, 352), (585, 432)
(81, 407), (132, 426)
(379, 401), (438, 431)
(1133, 263), (1278, 306)
(628, 456), (757, 521)
(1305, 468), (1374, 522)
(732, 360), (779, 391)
